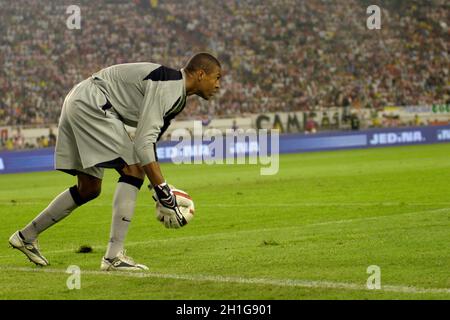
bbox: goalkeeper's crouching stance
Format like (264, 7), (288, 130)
(9, 53), (221, 271)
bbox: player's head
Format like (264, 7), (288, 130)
(184, 52), (221, 100)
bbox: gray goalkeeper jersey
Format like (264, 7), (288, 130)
(90, 63), (187, 165)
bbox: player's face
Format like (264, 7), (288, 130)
(198, 67), (221, 100)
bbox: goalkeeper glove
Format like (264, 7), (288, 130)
(151, 183), (187, 228)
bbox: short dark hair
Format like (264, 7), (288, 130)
(185, 52), (221, 74)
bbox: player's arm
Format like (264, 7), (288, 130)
(133, 82), (186, 227)
(141, 159), (178, 212)
(142, 161), (164, 186)
(134, 81), (169, 186)
(143, 160), (186, 228)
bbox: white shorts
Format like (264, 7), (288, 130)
(55, 79), (140, 179)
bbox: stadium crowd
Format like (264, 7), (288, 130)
(0, 0), (448, 128)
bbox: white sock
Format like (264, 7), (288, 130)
(105, 182), (139, 259)
(20, 189), (78, 241)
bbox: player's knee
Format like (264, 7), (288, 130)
(82, 186), (101, 202)
(118, 175), (144, 190)
(120, 165), (145, 180)
(70, 185), (101, 205)
(75, 173), (102, 204)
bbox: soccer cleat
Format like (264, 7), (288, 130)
(100, 250), (149, 271)
(9, 231), (49, 266)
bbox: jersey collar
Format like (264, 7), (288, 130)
(180, 68), (187, 98)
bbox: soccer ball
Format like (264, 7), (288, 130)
(155, 187), (195, 226)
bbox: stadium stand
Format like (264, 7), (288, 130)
(0, 0), (448, 128)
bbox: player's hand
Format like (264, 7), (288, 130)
(155, 202), (186, 229)
(150, 183), (187, 228)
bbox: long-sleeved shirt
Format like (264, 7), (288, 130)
(91, 62), (187, 165)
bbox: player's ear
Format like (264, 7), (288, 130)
(197, 69), (206, 81)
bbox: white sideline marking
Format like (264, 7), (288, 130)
(0, 266), (449, 295)
(4, 201), (450, 207)
(0, 207), (448, 259)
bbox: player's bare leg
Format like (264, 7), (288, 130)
(9, 172), (102, 266)
(101, 164), (148, 271)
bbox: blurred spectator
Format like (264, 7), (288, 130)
(350, 112), (360, 131)
(5, 138), (14, 150)
(0, 0), (448, 127)
(48, 128), (57, 146)
(321, 112), (330, 130)
(40, 135), (49, 148)
(12, 128), (25, 149)
(305, 115), (318, 134)
(232, 119), (239, 131)
(414, 114), (421, 126)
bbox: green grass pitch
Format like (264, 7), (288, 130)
(0, 143), (449, 299)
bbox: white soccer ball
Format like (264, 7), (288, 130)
(155, 187), (195, 226)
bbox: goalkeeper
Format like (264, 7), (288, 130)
(8, 53), (221, 271)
